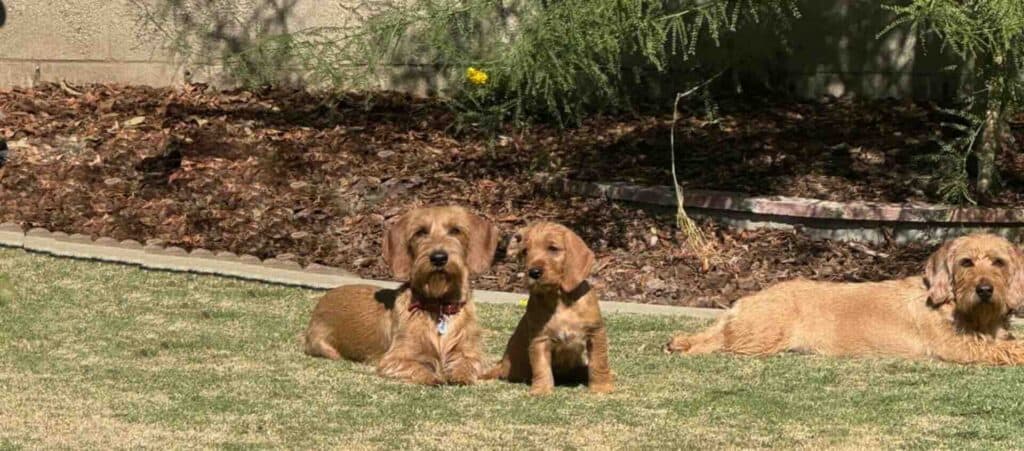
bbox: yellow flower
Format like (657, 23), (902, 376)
(466, 67), (488, 86)
(518, 298), (529, 308)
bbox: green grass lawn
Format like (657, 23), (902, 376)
(2, 248), (1024, 449)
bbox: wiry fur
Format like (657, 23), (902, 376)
(483, 222), (614, 395)
(666, 233), (1024, 365)
(303, 206), (499, 384)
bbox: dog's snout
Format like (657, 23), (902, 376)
(976, 282), (994, 301)
(528, 267), (543, 279)
(429, 251), (449, 267)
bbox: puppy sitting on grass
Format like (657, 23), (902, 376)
(484, 222), (614, 395)
(303, 206), (499, 385)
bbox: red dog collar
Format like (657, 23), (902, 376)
(409, 300), (465, 316)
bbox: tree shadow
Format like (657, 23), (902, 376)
(373, 1), (963, 104)
(128, 1), (962, 102)
(130, 0), (302, 85)
(602, 102), (960, 207)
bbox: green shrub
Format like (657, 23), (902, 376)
(883, 0), (1024, 203)
(353, 0), (800, 125)
(137, 0), (798, 127)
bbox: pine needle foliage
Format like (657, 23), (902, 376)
(346, 0), (800, 124)
(136, 0), (799, 125)
(882, 0), (1024, 203)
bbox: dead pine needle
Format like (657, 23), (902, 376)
(671, 74), (721, 270)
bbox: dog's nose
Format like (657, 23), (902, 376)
(429, 251), (448, 267)
(528, 268), (543, 279)
(976, 283), (994, 301)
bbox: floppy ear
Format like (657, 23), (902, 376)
(560, 228), (595, 293)
(1007, 246), (1024, 312)
(382, 213), (412, 280)
(924, 239), (956, 307)
(466, 213), (500, 275)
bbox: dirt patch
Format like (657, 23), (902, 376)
(0, 84), (957, 306)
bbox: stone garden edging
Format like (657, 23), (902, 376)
(554, 178), (1024, 244)
(0, 222), (719, 319)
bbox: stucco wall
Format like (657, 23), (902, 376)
(0, 0), (962, 99)
(1, 0), (180, 86)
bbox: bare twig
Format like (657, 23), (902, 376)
(671, 71), (723, 269)
(59, 80), (84, 97)
(847, 241), (889, 258)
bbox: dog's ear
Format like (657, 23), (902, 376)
(382, 213), (412, 280)
(1007, 246), (1024, 312)
(560, 228), (595, 293)
(466, 213), (500, 275)
(925, 239), (956, 307)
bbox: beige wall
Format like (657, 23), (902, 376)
(0, 0), (371, 87)
(1, 0), (185, 86)
(0, 0), (961, 99)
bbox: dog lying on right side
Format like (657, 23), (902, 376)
(666, 233), (1024, 365)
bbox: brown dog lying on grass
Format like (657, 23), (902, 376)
(303, 206), (499, 385)
(484, 222), (614, 395)
(666, 233), (1024, 364)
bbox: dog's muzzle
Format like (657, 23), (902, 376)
(528, 268), (543, 280)
(429, 251), (448, 268)
(976, 282), (994, 302)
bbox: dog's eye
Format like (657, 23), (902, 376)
(448, 227), (462, 236)
(414, 228), (429, 238)
(994, 258), (1007, 268)
(547, 245), (561, 253)
(960, 258), (974, 268)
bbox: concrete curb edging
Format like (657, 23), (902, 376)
(0, 222), (721, 319)
(555, 179), (1024, 244)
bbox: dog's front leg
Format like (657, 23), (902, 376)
(378, 351), (443, 385)
(443, 345), (484, 386)
(528, 336), (554, 396)
(935, 335), (1024, 365)
(586, 326), (614, 394)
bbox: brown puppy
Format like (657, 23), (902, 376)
(484, 222), (613, 395)
(303, 206), (499, 385)
(666, 233), (1024, 364)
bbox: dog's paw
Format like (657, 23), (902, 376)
(380, 364), (444, 386)
(479, 362), (508, 381)
(589, 382), (614, 394)
(528, 384), (554, 396)
(664, 336), (692, 354)
(445, 362), (481, 386)
(405, 372), (444, 386)
(445, 370), (478, 386)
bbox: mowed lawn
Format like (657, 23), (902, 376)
(2, 248), (1024, 449)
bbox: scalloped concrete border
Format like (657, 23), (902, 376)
(0, 222), (719, 319)
(556, 179), (1024, 244)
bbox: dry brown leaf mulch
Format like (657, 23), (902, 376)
(0, 84), (972, 306)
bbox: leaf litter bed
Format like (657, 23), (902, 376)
(3, 84), (1009, 307)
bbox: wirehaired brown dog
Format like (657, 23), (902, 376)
(666, 233), (1024, 364)
(483, 222), (613, 395)
(303, 206), (499, 385)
